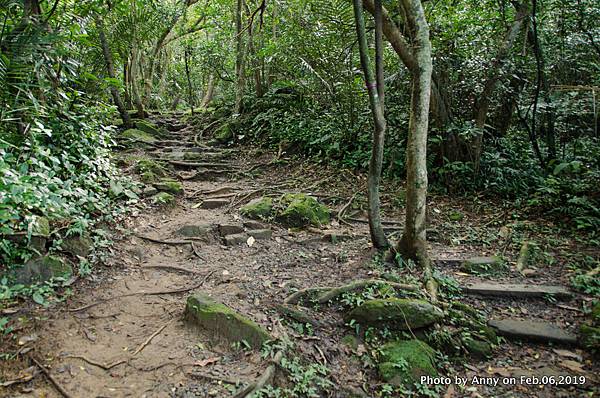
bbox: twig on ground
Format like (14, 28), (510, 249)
(64, 355), (126, 371)
(133, 320), (173, 356)
(30, 355), (74, 398)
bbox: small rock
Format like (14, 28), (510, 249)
(224, 233), (248, 246)
(176, 224), (213, 238)
(142, 186), (158, 197)
(461, 336), (493, 358)
(201, 199), (229, 209)
(60, 234), (93, 257)
(247, 229), (272, 240)
(243, 221), (265, 230)
(218, 224), (245, 237)
(240, 197), (273, 220)
(461, 256), (505, 275)
(152, 192), (175, 207)
(11, 255), (72, 285)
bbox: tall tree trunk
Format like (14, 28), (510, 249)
(201, 74), (216, 108)
(234, 0), (246, 114)
(396, 0), (436, 299)
(352, 0), (388, 249)
(471, 0), (531, 171)
(96, 17), (132, 128)
(131, 46), (146, 118)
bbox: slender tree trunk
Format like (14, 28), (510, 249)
(396, 0), (436, 299)
(184, 47), (195, 115)
(201, 74), (216, 108)
(234, 0), (246, 114)
(96, 17), (132, 128)
(352, 0), (388, 249)
(471, 0), (531, 171)
(131, 46), (146, 118)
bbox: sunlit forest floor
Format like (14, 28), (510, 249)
(2, 113), (598, 398)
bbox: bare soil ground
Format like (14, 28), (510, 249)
(1, 114), (598, 398)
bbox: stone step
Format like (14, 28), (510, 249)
(489, 319), (578, 345)
(464, 282), (572, 300)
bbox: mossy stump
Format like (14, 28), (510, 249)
(185, 294), (270, 349)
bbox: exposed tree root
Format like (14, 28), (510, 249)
(315, 279), (419, 304)
(135, 234), (194, 245)
(283, 287), (333, 305)
(132, 320), (173, 355)
(141, 265), (202, 274)
(274, 304), (321, 327)
(68, 270), (215, 312)
(64, 355), (126, 371)
(30, 355), (74, 398)
(239, 351), (283, 398)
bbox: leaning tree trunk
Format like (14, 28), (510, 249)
(352, 0), (388, 249)
(96, 17), (132, 128)
(396, 0), (436, 299)
(234, 0), (246, 115)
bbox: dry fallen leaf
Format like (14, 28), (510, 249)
(552, 348), (582, 361)
(18, 334), (38, 346)
(247, 236), (255, 247)
(196, 357), (219, 367)
(560, 360), (585, 373)
(0, 366), (36, 387)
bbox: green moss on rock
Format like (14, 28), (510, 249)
(277, 193), (330, 227)
(378, 340), (437, 386)
(214, 123), (233, 143)
(121, 128), (158, 144)
(11, 255), (72, 285)
(152, 192), (175, 206)
(185, 294), (270, 349)
(60, 234), (92, 257)
(461, 256), (506, 275)
(134, 119), (165, 138)
(135, 158), (167, 177)
(153, 178), (183, 195)
(345, 299), (444, 330)
(579, 324), (600, 351)
(461, 336), (493, 359)
(240, 197), (273, 220)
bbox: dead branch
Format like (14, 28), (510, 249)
(133, 320), (173, 356)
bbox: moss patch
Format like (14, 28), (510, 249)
(11, 255), (72, 285)
(579, 324), (600, 351)
(461, 256), (506, 275)
(378, 340), (437, 387)
(153, 178), (183, 195)
(152, 192), (175, 207)
(134, 119), (165, 138)
(60, 234), (92, 257)
(276, 193), (330, 227)
(185, 294), (270, 349)
(121, 128), (158, 144)
(240, 197), (273, 220)
(135, 158), (167, 177)
(461, 336), (492, 358)
(591, 302), (600, 326)
(213, 123), (233, 144)
(345, 299), (444, 330)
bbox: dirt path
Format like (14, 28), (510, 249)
(7, 115), (598, 398)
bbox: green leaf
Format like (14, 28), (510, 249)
(32, 292), (45, 305)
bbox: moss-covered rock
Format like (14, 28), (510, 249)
(11, 255), (72, 285)
(579, 324), (600, 351)
(213, 123), (233, 144)
(341, 334), (360, 350)
(135, 158), (167, 177)
(60, 234), (92, 257)
(141, 171), (157, 183)
(3, 217), (50, 254)
(153, 178), (183, 195)
(185, 294), (270, 349)
(461, 256), (505, 275)
(176, 224), (214, 238)
(276, 193), (330, 227)
(240, 197), (273, 220)
(461, 336), (493, 359)
(134, 120), (165, 138)
(152, 192), (175, 207)
(378, 340), (437, 386)
(345, 299), (444, 330)
(121, 128), (158, 144)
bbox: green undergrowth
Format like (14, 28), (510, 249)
(0, 105), (138, 307)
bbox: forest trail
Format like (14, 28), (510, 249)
(20, 115), (598, 398)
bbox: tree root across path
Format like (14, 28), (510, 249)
(67, 269), (215, 312)
(284, 279), (419, 305)
(233, 351), (284, 398)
